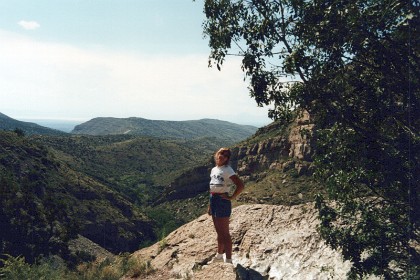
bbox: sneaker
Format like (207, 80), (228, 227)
(211, 254), (224, 263)
(225, 258), (233, 264)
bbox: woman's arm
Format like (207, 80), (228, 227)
(222, 174), (244, 201)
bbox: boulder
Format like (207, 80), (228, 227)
(126, 203), (355, 279)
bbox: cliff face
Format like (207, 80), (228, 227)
(233, 111), (314, 177)
(161, 111), (314, 202)
(124, 203), (354, 280)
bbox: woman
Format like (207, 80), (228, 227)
(208, 147), (244, 264)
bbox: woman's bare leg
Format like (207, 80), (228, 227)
(212, 216), (232, 259)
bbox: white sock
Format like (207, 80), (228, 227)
(225, 258), (232, 263)
(216, 253), (224, 258)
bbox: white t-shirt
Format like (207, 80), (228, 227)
(209, 165), (236, 193)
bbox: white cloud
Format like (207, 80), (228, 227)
(0, 29), (271, 126)
(18, 20), (40, 30)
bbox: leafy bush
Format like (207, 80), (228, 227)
(0, 254), (154, 280)
(0, 255), (68, 280)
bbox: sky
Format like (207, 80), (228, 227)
(0, 0), (272, 127)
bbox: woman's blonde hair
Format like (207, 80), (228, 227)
(214, 147), (231, 164)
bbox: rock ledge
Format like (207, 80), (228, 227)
(127, 203), (353, 279)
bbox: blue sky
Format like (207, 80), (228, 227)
(0, 0), (272, 127)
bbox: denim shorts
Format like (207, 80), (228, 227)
(210, 193), (232, 218)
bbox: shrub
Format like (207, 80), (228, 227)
(0, 254), (154, 280)
(0, 255), (68, 280)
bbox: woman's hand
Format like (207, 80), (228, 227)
(226, 175), (244, 201)
(220, 193), (234, 201)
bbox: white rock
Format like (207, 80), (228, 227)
(129, 203), (355, 279)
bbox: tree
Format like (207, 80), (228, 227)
(201, 0), (419, 278)
(13, 128), (25, 137)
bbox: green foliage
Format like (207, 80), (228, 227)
(202, 0), (419, 278)
(0, 255), (69, 280)
(0, 131), (156, 261)
(0, 132), (77, 264)
(314, 124), (419, 279)
(13, 128), (25, 137)
(157, 238), (168, 254)
(0, 254), (154, 280)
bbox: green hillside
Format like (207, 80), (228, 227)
(71, 117), (257, 142)
(0, 112), (67, 136)
(32, 134), (231, 206)
(0, 131), (155, 265)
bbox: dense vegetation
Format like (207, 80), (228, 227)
(0, 131), (157, 266)
(0, 253), (154, 280)
(202, 0), (419, 278)
(0, 131), (78, 264)
(32, 134), (232, 205)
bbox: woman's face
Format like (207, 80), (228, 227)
(216, 152), (228, 166)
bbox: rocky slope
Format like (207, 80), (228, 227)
(124, 203), (357, 280)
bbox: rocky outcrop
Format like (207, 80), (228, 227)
(288, 110), (314, 161)
(231, 136), (290, 176)
(68, 234), (115, 261)
(234, 111), (314, 176)
(125, 203), (353, 279)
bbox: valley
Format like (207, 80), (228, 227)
(0, 111), (333, 279)
(0, 113), (272, 264)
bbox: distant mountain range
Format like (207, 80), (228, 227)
(0, 113), (258, 143)
(0, 112), (67, 136)
(71, 117), (258, 142)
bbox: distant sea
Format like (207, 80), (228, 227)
(21, 119), (83, 133)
